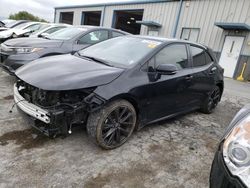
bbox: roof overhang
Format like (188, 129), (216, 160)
(55, 0), (177, 10)
(136, 21), (162, 28)
(215, 22), (250, 31)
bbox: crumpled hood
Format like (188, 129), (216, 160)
(4, 37), (63, 48)
(16, 54), (124, 91)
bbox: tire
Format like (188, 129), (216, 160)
(86, 99), (137, 149)
(200, 86), (221, 114)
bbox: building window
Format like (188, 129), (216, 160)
(59, 12), (74, 25)
(81, 11), (102, 26)
(181, 28), (200, 42)
(112, 9), (144, 34)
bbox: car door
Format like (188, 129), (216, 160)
(72, 29), (109, 52)
(189, 45), (216, 105)
(141, 43), (195, 122)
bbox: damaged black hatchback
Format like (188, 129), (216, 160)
(14, 36), (224, 149)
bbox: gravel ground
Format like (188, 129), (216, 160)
(0, 70), (249, 188)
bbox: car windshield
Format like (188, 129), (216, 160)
(13, 22), (32, 29)
(79, 36), (162, 68)
(3, 20), (17, 28)
(47, 27), (87, 40)
(31, 24), (50, 35)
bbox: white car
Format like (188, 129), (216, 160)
(0, 22), (46, 42)
(29, 24), (69, 38)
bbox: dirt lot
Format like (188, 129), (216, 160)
(0, 70), (249, 188)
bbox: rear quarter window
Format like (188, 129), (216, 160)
(190, 45), (206, 67)
(205, 51), (214, 64)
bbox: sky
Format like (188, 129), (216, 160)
(0, 0), (139, 22)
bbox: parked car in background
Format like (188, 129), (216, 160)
(1, 19), (16, 25)
(0, 22), (46, 43)
(0, 21), (5, 28)
(0, 19), (16, 31)
(14, 36), (224, 149)
(3, 20), (30, 29)
(210, 105), (250, 188)
(0, 26), (128, 75)
(29, 23), (70, 38)
(0, 20), (30, 32)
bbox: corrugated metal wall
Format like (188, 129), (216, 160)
(55, 6), (104, 25)
(55, 0), (250, 80)
(102, 1), (179, 37)
(55, 0), (250, 55)
(177, 0), (250, 55)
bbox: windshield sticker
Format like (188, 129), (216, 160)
(141, 40), (162, 48)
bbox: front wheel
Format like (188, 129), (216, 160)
(86, 99), (137, 149)
(200, 86), (221, 114)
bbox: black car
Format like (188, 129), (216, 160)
(210, 105), (250, 188)
(0, 26), (128, 75)
(14, 36), (224, 149)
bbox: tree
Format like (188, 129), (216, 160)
(9, 11), (47, 22)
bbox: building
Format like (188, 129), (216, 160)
(54, 0), (250, 81)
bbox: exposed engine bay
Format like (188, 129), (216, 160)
(15, 79), (106, 137)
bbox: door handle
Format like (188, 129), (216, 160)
(209, 67), (217, 75)
(185, 75), (193, 80)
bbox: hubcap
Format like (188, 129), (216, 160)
(101, 106), (135, 147)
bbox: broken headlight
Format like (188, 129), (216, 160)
(223, 114), (250, 187)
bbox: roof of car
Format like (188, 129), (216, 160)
(132, 35), (208, 49)
(71, 25), (130, 34)
(48, 23), (71, 27)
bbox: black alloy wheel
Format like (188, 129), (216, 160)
(201, 86), (221, 114)
(208, 87), (221, 111)
(87, 100), (136, 149)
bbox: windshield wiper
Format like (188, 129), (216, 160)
(80, 55), (113, 67)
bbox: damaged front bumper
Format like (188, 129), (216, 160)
(14, 84), (51, 123)
(14, 83), (105, 137)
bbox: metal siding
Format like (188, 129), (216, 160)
(102, 2), (179, 37)
(176, 0), (250, 56)
(55, 0), (250, 55)
(55, 0), (176, 9)
(55, 7), (104, 25)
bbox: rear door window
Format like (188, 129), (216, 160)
(25, 24), (40, 32)
(190, 46), (206, 67)
(45, 27), (64, 34)
(78, 30), (109, 45)
(111, 31), (124, 38)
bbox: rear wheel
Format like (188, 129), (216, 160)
(87, 99), (136, 149)
(200, 86), (221, 114)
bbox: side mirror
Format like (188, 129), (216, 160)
(156, 64), (178, 75)
(38, 33), (49, 38)
(23, 31), (32, 37)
